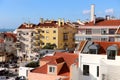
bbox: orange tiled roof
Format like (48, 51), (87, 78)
(84, 20), (120, 26)
(37, 21), (73, 28)
(4, 33), (17, 42)
(94, 41), (120, 55)
(31, 52), (78, 76)
(0, 38), (4, 43)
(18, 23), (36, 29)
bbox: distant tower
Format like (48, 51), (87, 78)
(91, 4), (95, 21)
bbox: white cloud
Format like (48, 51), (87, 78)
(105, 8), (114, 14)
(82, 10), (90, 15)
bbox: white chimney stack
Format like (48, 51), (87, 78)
(91, 4), (95, 22)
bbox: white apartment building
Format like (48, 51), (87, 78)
(73, 40), (120, 80)
(75, 18), (120, 43)
(75, 4), (120, 43)
(16, 23), (36, 60)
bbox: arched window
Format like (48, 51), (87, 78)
(107, 45), (118, 60)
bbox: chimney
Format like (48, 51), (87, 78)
(58, 18), (61, 26)
(91, 4), (95, 22)
(94, 15), (96, 24)
(106, 15), (110, 20)
(61, 18), (65, 26)
(40, 18), (44, 23)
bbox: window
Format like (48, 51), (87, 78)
(86, 29), (92, 34)
(89, 49), (96, 54)
(46, 36), (49, 40)
(53, 37), (56, 40)
(86, 38), (91, 41)
(49, 67), (55, 73)
(42, 30), (44, 33)
(97, 66), (99, 77)
(41, 43), (44, 45)
(46, 30), (49, 33)
(107, 50), (116, 60)
(63, 33), (68, 40)
(31, 33), (33, 36)
(83, 65), (89, 76)
(53, 30), (56, 33)
(109, 29), (116, 34)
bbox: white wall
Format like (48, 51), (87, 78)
(79, 54), (120, 80)
(19, 67), (34, 78)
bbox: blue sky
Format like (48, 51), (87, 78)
(0, 0), (120, 29)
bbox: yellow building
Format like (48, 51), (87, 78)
(35, 19), (77, 50)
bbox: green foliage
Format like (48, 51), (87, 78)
(43, 43), (57, 49)
(25, 61), (39, 68)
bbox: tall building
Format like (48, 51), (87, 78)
(16, 23), (36, 60)
(35, 19), (77, 50)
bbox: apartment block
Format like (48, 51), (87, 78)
(35, 19), (77, 50)
(16, 23), (36, 60)
(75, 18), (120, 43)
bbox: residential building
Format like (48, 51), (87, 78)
(74, 40), (120, 80)
(35, 18), (77, 50)
(75, 18), (120, 43)
(28, 52), (78, 80)
(75, 4), (120, 43)
(0, 32), (17, 62)
(16, 23), (36, 60)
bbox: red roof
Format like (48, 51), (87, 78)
(18, 23), (36, 29)
(0, 38), (4, 43)
(4, 33), (17, 42)
(94, 41), (120, 55)
(31, 52), (78, 76)
(84, 20), (120, 26)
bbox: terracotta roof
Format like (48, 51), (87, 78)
(48, 57), (65, 65)
(37, 21), (72, 28)
(0, 38), (4, 43)
(94, 41), (120, 55)
(84, 20), (120, 26)
(31, 64), (47, 74)
(18, 23), (36, 29)
(31, 52), (78, 76)
(4, 33), (17, 42)
(40, 56), (59, 61)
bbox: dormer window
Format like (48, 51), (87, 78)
(49, 67), (55, 73)
(107, 45), (118, 60)
(107, 50), (116, 60)
(89, 44), (99, 54)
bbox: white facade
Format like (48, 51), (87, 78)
(19, 67), (34, 79)
(75, 26), (119, 43)
(17, 28), (36, 60)
(78, 54), (120, 80)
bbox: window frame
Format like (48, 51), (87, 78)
(83, 65), (89, 76)
(49, 66), (55, 73)
(107, 50), (116, 60)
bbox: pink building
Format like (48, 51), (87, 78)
(28, 52), (78, 80)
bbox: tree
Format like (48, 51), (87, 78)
(43, 43), (57, 49)
(25, 61), (39, 68)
